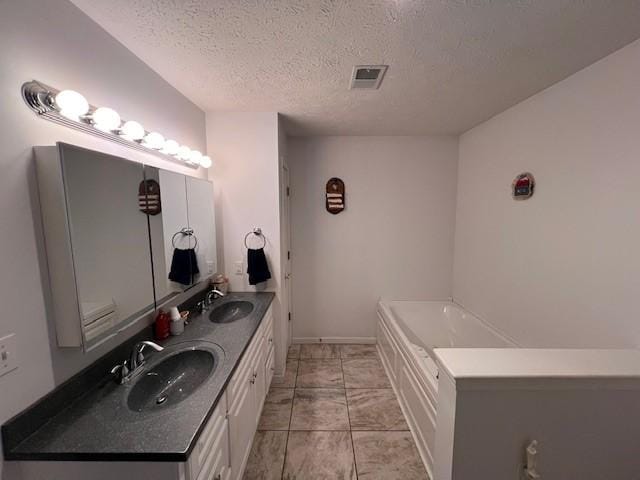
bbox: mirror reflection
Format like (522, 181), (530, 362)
(147, 167), (217, 305)
(60, 144), (156, 344)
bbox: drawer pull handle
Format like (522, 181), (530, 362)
(214, 475), (221, 480)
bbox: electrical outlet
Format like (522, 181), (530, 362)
(0, 334), (18, 377)
(207, 261), (215, 274)
(234, 260), (243, 275)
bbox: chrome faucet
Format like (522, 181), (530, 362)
(206, 289), (225, 306)
(111, 340), (164, 384)
(130, 340), (164, 372)
(196, 289), (226, 314)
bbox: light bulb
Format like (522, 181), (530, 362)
(55, 90), (89, 121)
(143, 131), (165, 150)
(92, 107), (121, 132)
(177, 145), (191, 161)
(162, 139), (180, 156)
(188, 150), (203, 165)
(120, 120), (145, 141)
(200, 156), (212, 168)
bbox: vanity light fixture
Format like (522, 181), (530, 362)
(120, 120), (145, 141)
(54, 89), (89, 121)
(177, 145), (191, 161)
(200, 156), (212, 168)
(188, 150), (203, 166)
(143, 131), (165, 150)
(21, 80), (212, 169)
(162, 139), (180, 156)
(92, 107), (121, 132)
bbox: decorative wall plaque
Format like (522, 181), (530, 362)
(512, 172), (535, 200)
(326, 177), (345, 214)
(138, 179), (162, 215)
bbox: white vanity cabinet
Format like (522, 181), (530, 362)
(185, 304), (274, 480)
(227, 306), (274, 480)
(14, 306), (275, 480)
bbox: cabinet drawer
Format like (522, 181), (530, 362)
(188, 392), (228, 480)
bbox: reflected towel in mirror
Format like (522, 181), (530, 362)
(169, 248), (199, 285)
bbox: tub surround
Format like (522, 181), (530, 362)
(433, 348), (640, 479)
(434, 348), (640, 383)
(2, 292), (274, 462)
(378, 298), (640, 479)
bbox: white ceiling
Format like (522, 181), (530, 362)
(71, 0), (640, 136)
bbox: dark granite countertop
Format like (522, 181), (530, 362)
(2, 292), (275, 462)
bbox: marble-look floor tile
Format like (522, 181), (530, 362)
(296, 359), (344, 388)
(342, 358), (391, 388)
(299, 343), (340, 359)
(346, 389), (408, 430)
(290, 388), (349, 430)
(243, 430), (288, 480)
(283, 431), (356, 480)
(272, 359), (298, 388)
(352, 431), (428, 480)
(340, 344), (379, 359)
(287, 344), (301, 359)
(258, 388), (294, 430)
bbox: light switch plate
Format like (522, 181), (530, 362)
(0, 334), (18, 377)
(234, 261), (243, 275)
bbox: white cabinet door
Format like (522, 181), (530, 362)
(252, 336), (267, 427)
(265, 346), (275, 390)
(228, 373), (256, 480)
(194, 418), (230, 480)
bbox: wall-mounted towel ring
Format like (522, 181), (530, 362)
(172, 228), (198, 250)
(244, 228), (266, 250)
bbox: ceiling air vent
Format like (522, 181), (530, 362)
(350, 65), (388, 90)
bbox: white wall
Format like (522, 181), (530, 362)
(288, 136), (458, 341)
(0, 1), (206, 477)
(206, 112), (287, 376)
(453, 38), (640, 349)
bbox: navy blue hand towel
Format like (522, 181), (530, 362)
(169, 248), (199, 285)
(247, 248), (271, 285)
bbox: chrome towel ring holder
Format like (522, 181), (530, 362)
(244, 228), (266, 249)
(172, 227), (198, 250)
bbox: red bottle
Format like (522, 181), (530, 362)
(154, 310), (170, 340)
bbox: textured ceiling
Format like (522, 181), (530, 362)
(71, 0), (640, 136)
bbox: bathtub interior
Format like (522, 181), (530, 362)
(388, 300), (514, 359)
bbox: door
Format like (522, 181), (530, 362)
(281, 161), (293, 346)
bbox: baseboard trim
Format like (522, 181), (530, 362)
(292, 337), (376, 344)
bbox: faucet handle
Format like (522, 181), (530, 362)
(196, 300), (207, 314)
(110, 361), (129, 383)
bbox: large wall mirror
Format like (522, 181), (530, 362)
(35, 143), (216, 351)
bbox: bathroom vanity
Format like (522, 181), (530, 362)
(2, 292), (275, 480)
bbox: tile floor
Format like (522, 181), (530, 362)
(243, 343), (428, 480)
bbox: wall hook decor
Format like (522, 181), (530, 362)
(326, 177), (345, 214)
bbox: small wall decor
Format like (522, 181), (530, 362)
(512, 172), (535, 200)
(326, 177), (345, 214)
(138, 179), (162, 215)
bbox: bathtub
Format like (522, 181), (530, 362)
(376, 299), (515, 477)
